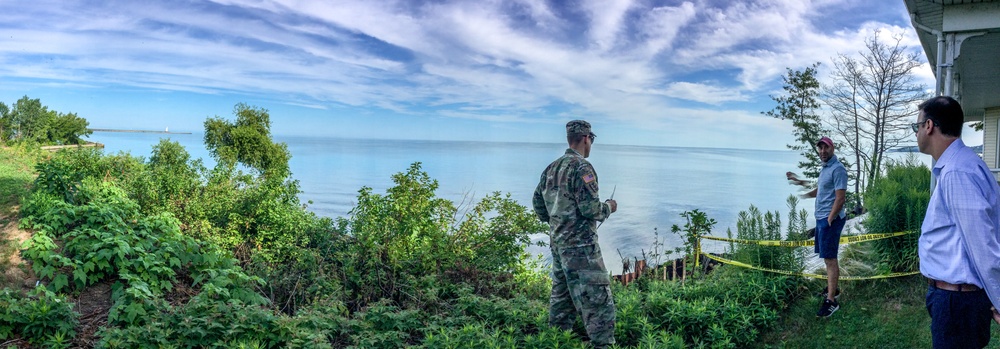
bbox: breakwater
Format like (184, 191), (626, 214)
(89, 128), (192, 135)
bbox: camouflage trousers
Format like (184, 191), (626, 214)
(549, 243), (616, 348)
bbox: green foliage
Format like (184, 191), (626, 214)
(19, 174), (265, 330)
(97, 289), (350, 349)
(0, 143), (43, 209)
(7, 100), (812, 348)
(729, 200), (804, 272)
(204, 103), (291, 179)
(130, 139), (206, 216)
(47, 111), (91, 145)
(0, 145), (43, 286)
(864, 159), (929, 272)
(0, 96), (91, 145)
(0, 286), (78, 346)
(763, 63), (825, 179)
(758, 274), (1000, 348)
(31, 148), (144, 205)
(614, 267), (800, 348)
(337, 162), (547, 310)
(670, 209), (716, 275)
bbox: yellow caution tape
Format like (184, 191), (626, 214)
(702, 253), (921, 280)
(699, 231), (912, 247)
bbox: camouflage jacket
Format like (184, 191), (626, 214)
(533, 148), (612, 248)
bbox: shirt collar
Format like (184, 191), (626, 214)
(565, 148), (582, 157)
(823, 154), (839, 167)
(933, 139), (965, 171)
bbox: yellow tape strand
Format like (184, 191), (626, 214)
(698, 231), (919, 280)
(702, 253), (921, 280)
(699, 231), (912, 247)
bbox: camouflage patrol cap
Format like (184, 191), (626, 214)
(566, 120), (593, 137)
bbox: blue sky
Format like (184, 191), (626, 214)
(0, 0), (940, 149)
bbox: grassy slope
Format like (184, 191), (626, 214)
(0, 146), (39, 289)
(0, 146), (36, 213)
(758, 274), (1000, 348)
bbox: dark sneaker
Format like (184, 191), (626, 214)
(818, 287), (841, 300)
(817, 299), (840, 318)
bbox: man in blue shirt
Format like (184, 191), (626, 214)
(787, 136), (848, 318)
(915, 96), (1000, 348)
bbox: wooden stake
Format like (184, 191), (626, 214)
(672, 260), (676, 280)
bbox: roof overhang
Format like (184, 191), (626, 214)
(904, 0), (1000, 122)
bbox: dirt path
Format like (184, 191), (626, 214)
(0, 206), (34, 290)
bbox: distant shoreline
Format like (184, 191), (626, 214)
(89, 128), (193, 135)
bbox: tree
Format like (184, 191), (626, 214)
(0, 102), (9, 140)
(0, 96), (91, 145)
(204, 103), (291, 180)
(824, 30), (929, 208)
(764, 63), (825, 179)
(47, 112), (91, 145)
(4, 96), (55, 142)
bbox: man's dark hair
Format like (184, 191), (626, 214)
(568, 133), (586, 145)
(918, 96), (963, 137)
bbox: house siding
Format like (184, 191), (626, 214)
(986, 107), (1000, 181)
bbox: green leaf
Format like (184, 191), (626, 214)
(73, 268), (87, 285)
(52, 274), (69, 291)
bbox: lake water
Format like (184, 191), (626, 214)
(89, 131), (881, 273)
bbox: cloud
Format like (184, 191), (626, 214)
(582, 0), (634, 52)
(0, 0), (925, 148)
(660, 82), (749, 105)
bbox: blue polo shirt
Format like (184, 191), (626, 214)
(815, 154), (848, 220)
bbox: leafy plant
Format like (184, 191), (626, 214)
(0, 286), (78, 345)
(864, 159), (929, 272)
(670, 209), (717, 276)
(729, 202), (804, 272)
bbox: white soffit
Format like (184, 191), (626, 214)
(943, 2), (1000, 31)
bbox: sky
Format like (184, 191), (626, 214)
(0, 0), (956, 150)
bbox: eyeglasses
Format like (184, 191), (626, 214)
(588, 132), (596, 143)
(911, 118), (938, 133)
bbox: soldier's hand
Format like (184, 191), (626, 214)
(992, 307), (1000, 325)
(606, 199), (617, 213)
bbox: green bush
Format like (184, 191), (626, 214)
(729, 199), (805, 273)
(335, 162), (547, 311)
(0, 286), (78, 347)
(612, 267), (797, 348)
(670, 209), (716, 275)
(864, 159), (929, 273)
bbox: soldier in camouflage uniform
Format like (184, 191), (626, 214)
(532, 120), (618, 348)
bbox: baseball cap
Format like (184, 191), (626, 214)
(816, 137), (834, 148)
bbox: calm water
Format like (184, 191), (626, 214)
(90, 131), (820, 273)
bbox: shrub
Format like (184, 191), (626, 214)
(613, 267), (797, 348)
(0, 286), (78, 347)
(336, 162), (547, 310)
(670, 209), (716, 275)
(864, 159), (929, 273)
(729, 200), (805, 272)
